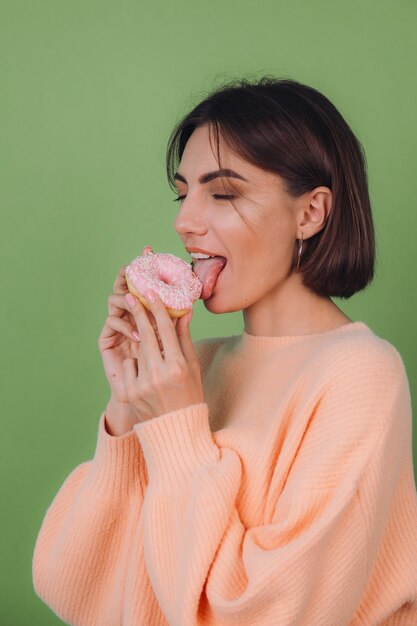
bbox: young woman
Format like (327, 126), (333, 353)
(33, 76), (417, 625)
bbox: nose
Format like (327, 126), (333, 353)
(174, 199), (208, 237)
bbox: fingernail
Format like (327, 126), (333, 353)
(131, 331), (141, 342)
(126, 294), (136, 308)
(146, 290), (155, 302)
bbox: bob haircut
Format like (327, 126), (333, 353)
(166, 75), (375, 299)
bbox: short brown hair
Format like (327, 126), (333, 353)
(166, 75), (375, 299)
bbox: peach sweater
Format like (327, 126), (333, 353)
(32, 321), (417, 625)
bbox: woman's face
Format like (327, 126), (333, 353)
(173, 124), (300, 314)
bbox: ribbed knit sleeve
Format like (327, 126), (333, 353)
(133, 343), (415, 626)
(32, 339), (218, 626)
(32, 411), (168, 626)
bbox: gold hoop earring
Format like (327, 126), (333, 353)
(296, 233), (304, 270)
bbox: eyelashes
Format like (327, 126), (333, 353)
(172, 194), (236, 202)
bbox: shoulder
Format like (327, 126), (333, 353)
(317, 323), (407, 385)
(289, 327), (412, 467)
(310, 325), (411, 433)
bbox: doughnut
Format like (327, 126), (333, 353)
(125, 251), (203, 318)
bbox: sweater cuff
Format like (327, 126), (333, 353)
(85, 411), (147, 500)
(133, 403), (219, 491)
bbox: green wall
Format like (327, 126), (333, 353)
(1, 1), (416, 624)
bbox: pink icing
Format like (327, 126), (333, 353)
(125, 252), (203, 309)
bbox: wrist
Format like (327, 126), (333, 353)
(105, 397), (138, 437)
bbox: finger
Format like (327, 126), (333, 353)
(122, 357), (139, 399)
(108, 293), (157, 341)
(176, 310), (198, 366)
(108, 293), (163, 350)
(138, 290), (183, 362)
(131, 338), (142, 359)
(108, 292), (134, 318)
(108, 292), (162, 349)
(113, 265), (130, 295)
(107, 293), (139, 339)
(125, 293), (162, 363)
(100, 314), (141, 342)
(113, 246), (153, 294)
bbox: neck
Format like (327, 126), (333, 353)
(242, 272), (351, 337)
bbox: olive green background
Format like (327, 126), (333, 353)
(1, 1), (416, 624)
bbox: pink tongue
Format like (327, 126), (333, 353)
(192, 257), (227, 299)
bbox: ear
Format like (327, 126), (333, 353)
(296, 186), (332, 239)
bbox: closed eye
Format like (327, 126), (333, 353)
(172, 194), (236, 202)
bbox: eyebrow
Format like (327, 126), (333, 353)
(174, 168), (248, 184)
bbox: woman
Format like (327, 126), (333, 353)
(32, 76), (417, 625)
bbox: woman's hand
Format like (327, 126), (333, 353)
(122, 289), (204, 422)
(98, 245), (179, 405)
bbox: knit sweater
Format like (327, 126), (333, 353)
(32, 320), (417, 626)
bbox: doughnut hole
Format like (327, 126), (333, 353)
(125, 277), (190, 320)
(157, 268), (174, 286)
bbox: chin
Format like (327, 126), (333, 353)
(202, 291), (244, 315)
(202, 297), (227, 314)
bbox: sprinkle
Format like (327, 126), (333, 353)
(125, 252), (202, 310)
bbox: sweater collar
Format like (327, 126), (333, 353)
(236, 321), (370, 357)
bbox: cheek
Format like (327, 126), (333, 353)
(237, 254), (270, 289)
(263, 216), (295, 256)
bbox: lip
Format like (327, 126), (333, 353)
(185, 246), (225, 257)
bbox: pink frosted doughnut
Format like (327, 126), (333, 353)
(125, 251), (203, 318)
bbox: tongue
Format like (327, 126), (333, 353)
(192, 257), (227, 299)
